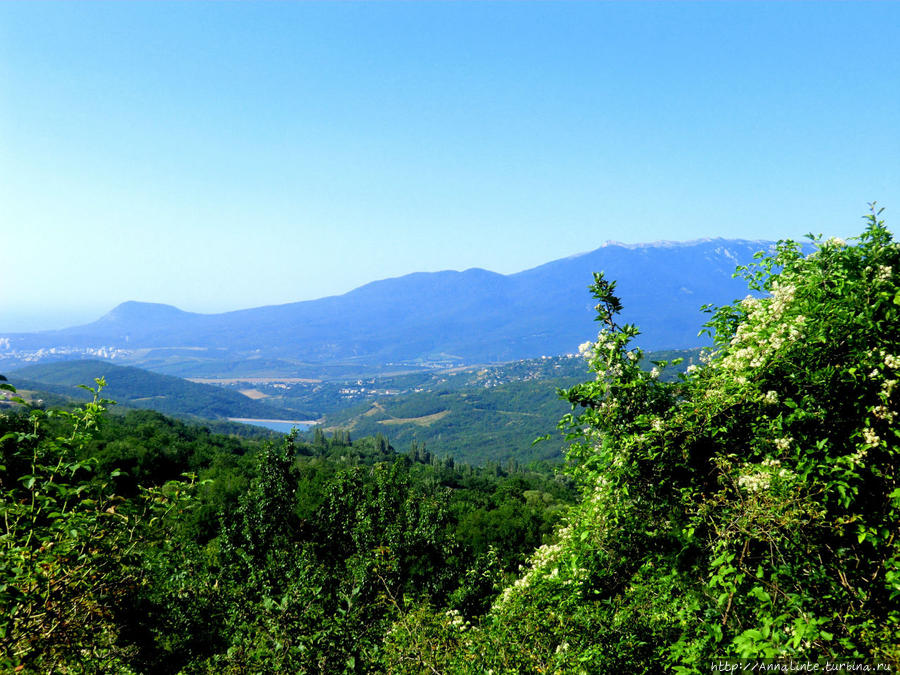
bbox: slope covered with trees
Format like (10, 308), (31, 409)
(9, 359), (312, 420)
(1, 209), (897, 672)
(382, 207), (900, 671)
(314, 351), (697, 466)
(0, 382), (574, 672)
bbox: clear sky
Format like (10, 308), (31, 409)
(2, 1), (898, 331)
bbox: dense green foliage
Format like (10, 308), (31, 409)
(382, 208), (900, 672)
(323, 377), (582, 466)
(0, 382), (198, 672)
(313, 351), (695, 466)
(2, 209), (897, 672)
(0, 380), (574, 672)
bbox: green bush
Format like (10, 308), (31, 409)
(0, 381), (201, 673)
(382, 206), (900, 672)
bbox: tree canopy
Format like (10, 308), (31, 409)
(383, 206), (900, 672)
(1, 207), (897, 672)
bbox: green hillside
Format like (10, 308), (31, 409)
(322, 377), (580, 465)
(8, 360), (313, 421)
(0, 378), (577, 673)
(316, 350), (699, 465)
(1, 216), (898, 672)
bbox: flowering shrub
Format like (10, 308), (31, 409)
(381, 206), (900, 672)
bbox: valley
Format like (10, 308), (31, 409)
(5, 349), (698, 465)
(4, 2), (896, 669)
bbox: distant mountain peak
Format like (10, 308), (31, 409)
(599, 237), (771, 250)
(558, 237), (774, 263)
(2, 237), (790, 374)
(99, 301), (195, 323)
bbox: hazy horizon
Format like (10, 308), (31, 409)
(2, 2), (898, 331)
(5, 234), (781, 333)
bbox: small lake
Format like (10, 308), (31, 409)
(228, 418), (316, 433)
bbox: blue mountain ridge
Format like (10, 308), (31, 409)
(1, 238), (774, 373)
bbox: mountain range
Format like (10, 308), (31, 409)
(1, 238), (772, 377)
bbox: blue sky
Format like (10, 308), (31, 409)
(1, 2), (898, 331)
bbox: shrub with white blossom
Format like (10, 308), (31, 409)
(380, 205), (900, 672)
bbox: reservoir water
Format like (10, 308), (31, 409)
(228, 418), (316, 433)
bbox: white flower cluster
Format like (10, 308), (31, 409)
(737, 458), (793, 493)
(866, 264), (893, 283)
(495, 525), (571, 607)
(718, 284), (805, 374)
(588, 475), (613, 505)
(578, 330), (637, 383)
(699, 350), (717, 365)
(594, 331), (617, 352)
(826, 237), (847, 248)
(872, 405), (896, 423)
(444, 609), (470, 632)
(594, 398), (619, 416)
(769, 281), (797, 315)
(763, 390), (779, 405)
(774, 437), (793, 452)
(738, 471), (771, 493)
(494, 522), (592, 609)
(849, 445), (868, 466)
(869, 352), (900, 401)
(741, 296), (762, 311)
(862, 427), (880, 447)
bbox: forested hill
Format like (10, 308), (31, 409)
(0, 392), (579, 672)
(7, 360), (311, 421)
(314, 350), (699, 465)
(2, 238), (771, 375)
(1, 219), (898, 672)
